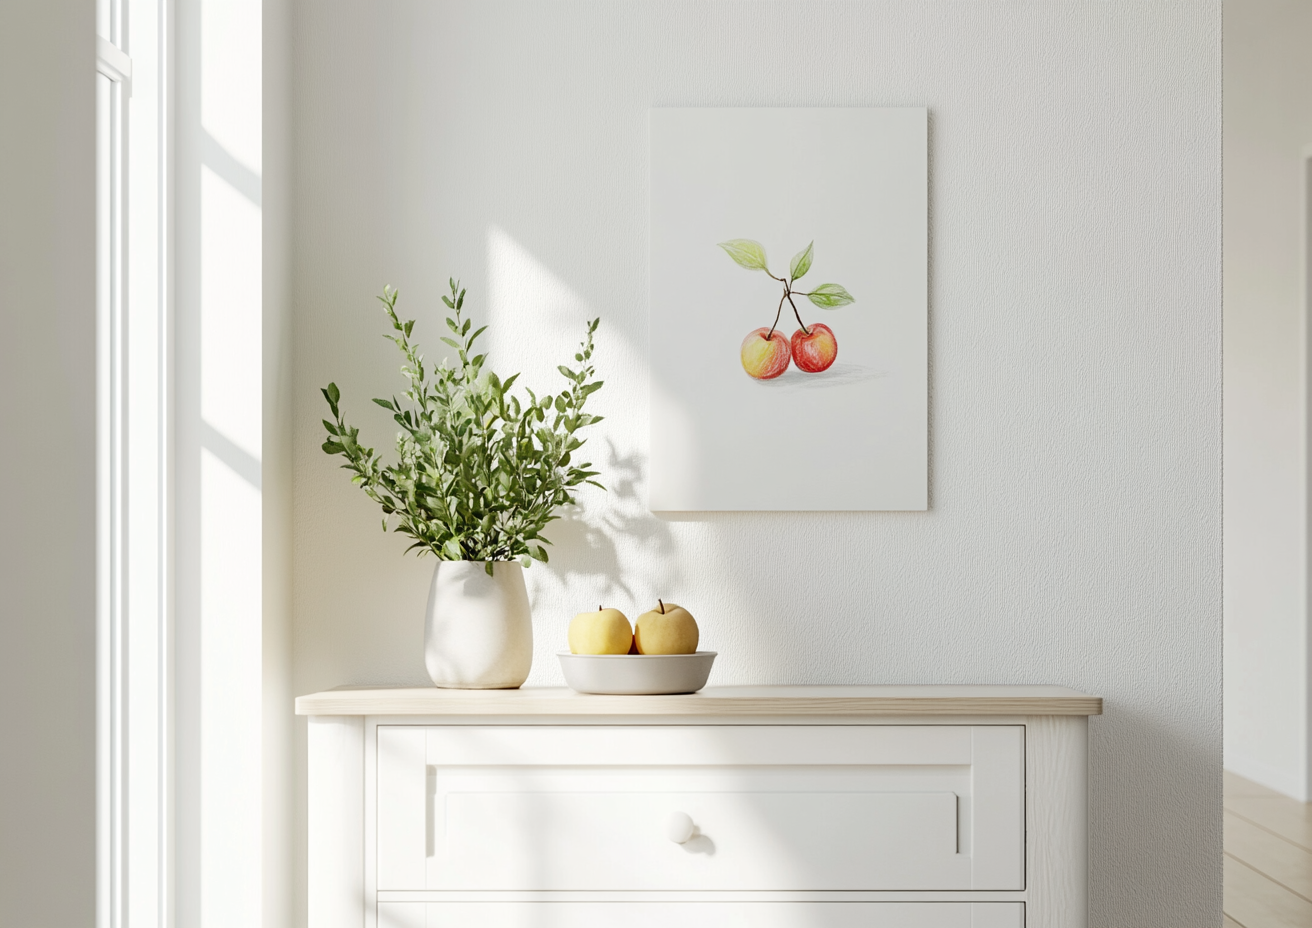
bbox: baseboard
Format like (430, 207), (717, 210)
(1224, 753), (1308, 801)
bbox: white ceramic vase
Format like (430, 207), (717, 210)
(423, 560), (533, 689)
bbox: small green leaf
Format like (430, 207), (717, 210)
(442, 538), (463, 560)
(717, 239), (769, 271)
(789, 241), (814, 281)
(322, 441), (345, 454)
(372, 398), (394, 410)
(805, 283), (855, 308)
(326, 382), (340, 405)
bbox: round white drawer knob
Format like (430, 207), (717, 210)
(666, 811), (696, 844)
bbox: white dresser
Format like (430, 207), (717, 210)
(298, 685), (1101, 928)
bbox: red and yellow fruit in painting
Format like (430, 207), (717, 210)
(718, 239), (855, 379)
(740, 328), (792, 379)
(791, 323), (838, 373)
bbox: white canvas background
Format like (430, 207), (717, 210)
(650, 108), (927, 510)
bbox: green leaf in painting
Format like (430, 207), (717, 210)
(804, 283), (855, 308)
(789, 241), (814, 281)
(717, 239), (768, 271)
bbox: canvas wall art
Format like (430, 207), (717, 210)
(649, 107), (928, 511)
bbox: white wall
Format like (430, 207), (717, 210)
(290, 3), (1222, 925)
(0, 1), (97, 926)
(1223, 0), (1312, 802)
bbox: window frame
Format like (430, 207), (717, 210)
(97, 2), (173, 925)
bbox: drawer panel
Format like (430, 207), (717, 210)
(376, 725), (1023, 892)
(378, 901), (1025, 928)
(438, 788), (960, 890)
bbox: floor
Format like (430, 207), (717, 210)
(1225, 770), (1312, 927)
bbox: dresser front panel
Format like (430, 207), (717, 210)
(377, 900), (1024, 928)
(376, 725), (1024, 893)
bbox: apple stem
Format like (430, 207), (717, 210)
(659, 599), (665, 614)
(785, 290), (810, 335)
(766, 292), (787, 341)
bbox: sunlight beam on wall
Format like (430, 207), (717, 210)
(176, 0), (265, 926)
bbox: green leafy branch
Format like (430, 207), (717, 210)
(717, 239), (855, 338)
(321, 280), (604, 574)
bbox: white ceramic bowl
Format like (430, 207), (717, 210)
(557, 651), (717, 695)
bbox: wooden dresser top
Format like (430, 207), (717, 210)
(295, 684), (1102, 717)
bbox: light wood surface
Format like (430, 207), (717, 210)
(295, 684), (1102, 717)
(1224, 770), (1312, 928)
(1225, 811), (1312, 901)
(1024, 716), (1088, 928)
(1227, 796), (1312, 853)
(1225, 856), (1312, 928)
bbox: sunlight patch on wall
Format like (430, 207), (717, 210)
(483, 224), (747, 683)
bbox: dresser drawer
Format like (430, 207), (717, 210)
(378, 901), (1024, 928)
(375, 725), (1024, 892)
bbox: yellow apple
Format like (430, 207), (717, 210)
(568, 606), (633, 655)
(634, 600), (699, 654)
(740, 328), (791, 379)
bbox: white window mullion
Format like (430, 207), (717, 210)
(97, 32), (129, 928)
(98, 1), (172, 925)
(97, 37), (133, 91)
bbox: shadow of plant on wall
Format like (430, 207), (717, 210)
(528, 439), (678, 607)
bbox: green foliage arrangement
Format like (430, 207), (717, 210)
(321, 279), (604, 573)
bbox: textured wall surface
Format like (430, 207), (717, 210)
(290, 3), (1221, 924)
(1223, 0), (1312, 802)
